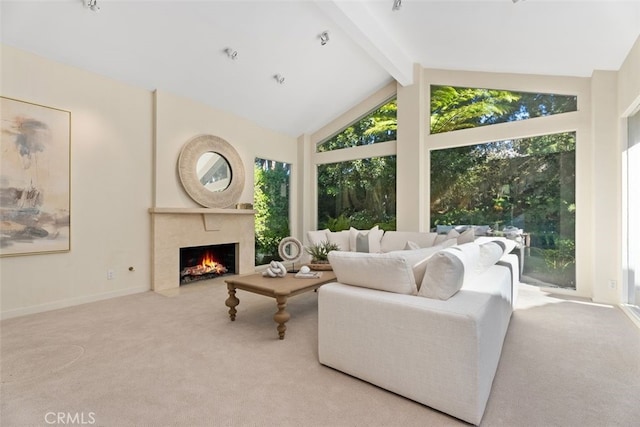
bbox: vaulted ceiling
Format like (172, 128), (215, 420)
(2, 1), (639, 137)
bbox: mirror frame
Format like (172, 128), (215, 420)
(178, 135), (245, 208)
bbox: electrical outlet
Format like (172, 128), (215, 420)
(107, 269), (115, 280)
(608, 279), (617, 290)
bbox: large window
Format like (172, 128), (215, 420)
(430, 86), (577, 289)
(431, 134), (576, 288)
(317, 99), (397, 152)
(317, 98), (397, 231)
(318, 156), (396, 230)
(431, 86), (577, 134)
(254, 158), (290, 265)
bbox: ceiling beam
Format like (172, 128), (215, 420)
(315, 0), (414, 87)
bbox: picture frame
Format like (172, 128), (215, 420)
(1, 96), (71, 256)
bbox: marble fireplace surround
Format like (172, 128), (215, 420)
(150, 208), (255, 292)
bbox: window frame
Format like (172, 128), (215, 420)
(424, 70), (588, 298)
(310, 83), (398, 230)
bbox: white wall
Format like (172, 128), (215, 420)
(1, 45), (153, 318)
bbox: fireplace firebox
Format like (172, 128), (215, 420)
(179, 243), (236, 285)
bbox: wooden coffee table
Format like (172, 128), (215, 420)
(225, 271), (336, 340)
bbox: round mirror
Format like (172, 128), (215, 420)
(278, 237), (303, 263)
(178, 135), (245, 208)
(196, 152), (231, 193)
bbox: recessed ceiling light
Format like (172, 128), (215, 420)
(86, 0), (100, 12)
(224, 48), (238, 60)
(319, 31), (329, 46)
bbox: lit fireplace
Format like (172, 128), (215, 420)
(179, 243), (236, 285)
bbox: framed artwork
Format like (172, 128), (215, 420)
(1, 96), (71, 256)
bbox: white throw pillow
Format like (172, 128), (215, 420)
(478, 241), (504, 272)
(457, 228), (475, 244)
(328, 251), (417, 295)
(475, 236), (517, 255)
(419, 248), (467, 300)
(451, 242), (480, 276)
(404, 240), (421, 250)
(327, 230), (350, 251)
(434, 228), (459, 245)
(387, 246), (444, 286)
(349, 226), (383, 253)
(307, 229), (329, 246)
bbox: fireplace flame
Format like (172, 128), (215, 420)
(200, 252), (227, 274)
(180, 251), (228, 278)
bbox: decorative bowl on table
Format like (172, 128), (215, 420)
(308, 262), (332, 271)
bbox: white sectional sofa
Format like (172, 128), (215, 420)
(313, 230), (519, 425)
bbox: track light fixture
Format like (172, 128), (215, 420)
(392, 0), (402, 11)
(86, 0), (100, 12)
(224, 48), (238, 60)
(319, 31), (329, 46)
(273, 74), (285, 85)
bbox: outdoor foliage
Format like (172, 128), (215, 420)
(430, 85), (577, 134)
(254, 159), (290, 265)
(317, 99), (398, 230)
(430, 86), (577, 288)
(318, 99), (397, 152)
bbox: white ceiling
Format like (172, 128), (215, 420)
(2, 0), (639, 137)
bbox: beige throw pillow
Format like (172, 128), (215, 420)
(478, 241), (504, 272)
(328, 251), (417, 295)
(327, 230), (350, 251)
(419, 248), (467, 300)
(307, 229), (329, 246)
(349, 226), (383, 253)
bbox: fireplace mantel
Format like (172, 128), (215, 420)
(150, 207), (255, 292)
(149, 207), (255, 215)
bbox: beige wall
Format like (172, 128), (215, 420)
(153, 90), (297, 210)
(0, 45), (297, 319)
(1, 45), (153, 318)
(618, 36), (640, 117)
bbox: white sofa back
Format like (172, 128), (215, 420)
(379, 231), (438, 252)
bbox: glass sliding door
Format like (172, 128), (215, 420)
(626, 110), (640, 309)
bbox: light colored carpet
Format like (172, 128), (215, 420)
(1, 279), (639, 426)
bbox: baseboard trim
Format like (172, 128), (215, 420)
(1, 286), (150, 320)
(620, 304), (640, 329)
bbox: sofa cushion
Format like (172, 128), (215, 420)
(434, 228), (459, 245)
(387, 245), (451, 286)
(451, 242), (480, 276)
(404, 241), (420, 250)
(475, 236), (518, 256)
(349, 226), (383, 253)
(457, 228), (475, 244)
(307, 229), (329, 246)
(418, 248), (467, 300)
(327, 230), (350, 251)
(328, 251), (417, 295)
(380, 231), (438, 252)
(478, 241), (504, 272)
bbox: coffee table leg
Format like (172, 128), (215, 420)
(274, 295), (290, 340)
(225, 284), (239, 321)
